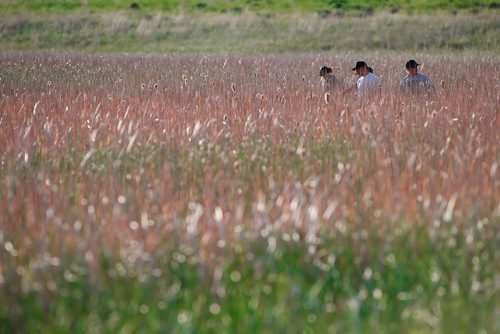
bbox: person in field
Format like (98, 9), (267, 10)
(350, 60), (381, 98)
(400, 59), (436, 95)
(319, 66), (340, 93)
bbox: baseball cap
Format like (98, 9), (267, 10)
(406, 59), (420, 68)
(352, 61), (366, 71)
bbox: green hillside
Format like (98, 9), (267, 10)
(0, 0), (499, 14)
(0, 1), (499, 53)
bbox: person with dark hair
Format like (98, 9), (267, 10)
(351, 61), (381, 98)
(400, 59), (435, 95)
(319, 66), (339, 93)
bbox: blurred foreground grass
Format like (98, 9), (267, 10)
(1, 141), (498, 333)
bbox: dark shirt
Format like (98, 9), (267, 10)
(400, 72), (436, 94)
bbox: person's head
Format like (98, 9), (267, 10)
(405, 59), (420, 76)
(367, 66), (373, 73)
(320, 66), (333, 78)
(352, 61), (368, 76)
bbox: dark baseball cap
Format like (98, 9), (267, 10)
(406, 59), (420, 68)
(352, 61), (367, 71)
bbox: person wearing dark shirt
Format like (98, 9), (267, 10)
(319, 66), (340, 93)
(400, 59), (436, 95)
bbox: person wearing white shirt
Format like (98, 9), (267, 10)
(351, 61), (381, 98)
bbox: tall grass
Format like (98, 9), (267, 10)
(0, 52), (499, 332)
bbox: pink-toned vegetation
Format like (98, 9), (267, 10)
(0, 52), (498, 274)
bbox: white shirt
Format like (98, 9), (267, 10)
(356, 72), (381, 96)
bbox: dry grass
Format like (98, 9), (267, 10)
(0, 51), (499, 332)
(1, 50), (499, 261)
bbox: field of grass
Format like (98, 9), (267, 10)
(0, 51), (499, 332)
(0, 11), (499, 53)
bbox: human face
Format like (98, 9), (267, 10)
(322, 72), (332, 80)
(407, 66), (418, 76)
(355, 66), (366, 76)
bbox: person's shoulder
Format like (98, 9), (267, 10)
(369, 72), (380, 81)
(419, 72), (434, 83)
(417, 72), (430, 79)
(328, 75), (338, 83)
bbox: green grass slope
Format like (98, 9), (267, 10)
(1, 0), (499, 14)
(0, 11), (499, 53)
(0, 0), (499, 53)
